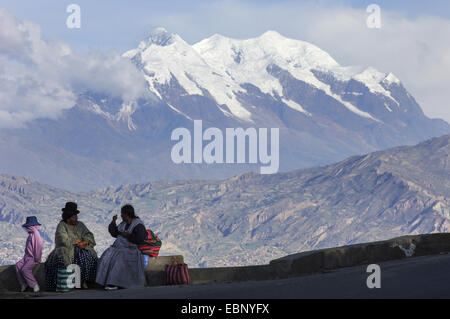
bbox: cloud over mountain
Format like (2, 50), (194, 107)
(0, 8), (147, 128)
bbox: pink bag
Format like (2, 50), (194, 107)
(165, 262), (190, 285)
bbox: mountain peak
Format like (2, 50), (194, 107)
(384, 72), (401, 85)
(123, 27), (189, 60)
(260, 30), (284, 39)
(144, 27), (183, 47)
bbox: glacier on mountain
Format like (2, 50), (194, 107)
(123, 28), (401, 123)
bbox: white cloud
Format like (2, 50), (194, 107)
(2, 3), (449, 127)
(0, 8), (147, 128)
(144, 1), (450, 124)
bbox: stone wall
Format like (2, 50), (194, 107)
(2, 233), (450, 294)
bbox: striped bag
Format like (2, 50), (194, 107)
(56, 268), (75, 292)
(138, 229), (162, 257)
(165, 262), (190, 285)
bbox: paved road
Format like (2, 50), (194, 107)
(40, 253), (450, 299)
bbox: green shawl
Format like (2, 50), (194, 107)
(47, 220), (97, 267)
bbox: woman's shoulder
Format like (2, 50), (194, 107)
(135, 218), (146, 227)
(76, 220), (90, 230)
(55, 220), (70, 236)
(56, 220), (66, 229)
(134, 219), (147, 233)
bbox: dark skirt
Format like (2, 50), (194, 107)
(45, 246), (97, 290)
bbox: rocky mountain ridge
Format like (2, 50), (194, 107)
(0, 134), (448, 267)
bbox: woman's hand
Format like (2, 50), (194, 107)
(78, 241), (88, 249)
(112, 215), (118, 224)
(74, 240), (88, 249)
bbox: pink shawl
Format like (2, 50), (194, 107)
(23, 225), (44, 263)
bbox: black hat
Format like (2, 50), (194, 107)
(22, 216), (41, 227)
(61, 202), (79, 221)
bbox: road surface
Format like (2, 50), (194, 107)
(37, 253), (450, 299)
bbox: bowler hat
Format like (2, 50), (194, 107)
(22, 216), (41, 227)
(61, 202), (80, 221)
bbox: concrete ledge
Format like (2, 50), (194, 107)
(146, 265), (274, 286)
(146, 255), (184, 271)
(189, 265), (274, 285)
(144, 255), (184, 286)
(0, 263), (46, 292)
(147, 233), (450, 286)
(0, 255), (184, 292)
(270, 233), (450, 279)
(2, 233), (450, 294)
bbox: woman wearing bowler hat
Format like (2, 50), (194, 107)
(15, 216), (44, 292)
(44, 202), (98, 290)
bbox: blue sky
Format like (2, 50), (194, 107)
(1, 0), (449, 52)
(0, 0), (449, 123)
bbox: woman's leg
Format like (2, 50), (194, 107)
(15, 259), (27, 290)
(73, 247), (98, 284)
(18, 262), (38, 288)
(45, 257), (65, 290)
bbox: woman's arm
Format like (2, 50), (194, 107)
(33, 234), (43, 263)
(108, 221), (120, 238)
(79, 222), (96, 249)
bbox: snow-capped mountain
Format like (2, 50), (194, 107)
(124, 28), (409, 123)
(0, 28), (448, 191)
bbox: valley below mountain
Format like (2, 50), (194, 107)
(0, 134), (448, 268)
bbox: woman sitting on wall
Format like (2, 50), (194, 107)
(95, 204), (148, 290)
(44, 202), (98, 290)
